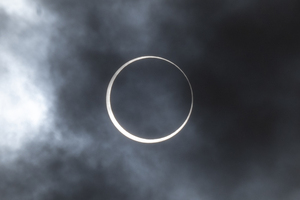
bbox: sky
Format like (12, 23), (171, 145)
(1, 0), (300, 199)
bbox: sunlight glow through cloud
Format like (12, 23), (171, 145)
(0, 0), (39, 21)
(0, 0), (53, 151)
(0, 54), (48, 149)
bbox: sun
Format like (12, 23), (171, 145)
(106, 56), (193, 143)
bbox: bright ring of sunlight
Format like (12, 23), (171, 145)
(106, 56), (193, 143)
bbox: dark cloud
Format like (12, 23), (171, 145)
(1, 0), (300, 199)
(0, 9), (10, 38)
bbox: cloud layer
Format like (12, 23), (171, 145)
(1, 0), (300, 199)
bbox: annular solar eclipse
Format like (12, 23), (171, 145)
(106, 56), (193, 143)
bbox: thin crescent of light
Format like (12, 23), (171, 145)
(106, 56), (193, 143)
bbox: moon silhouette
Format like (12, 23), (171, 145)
(106, 56), (193, 143)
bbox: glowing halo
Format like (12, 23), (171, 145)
(106, 56), (193, 143)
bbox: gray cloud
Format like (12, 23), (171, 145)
(1, 0), (300, 199)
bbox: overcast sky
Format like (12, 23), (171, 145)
(1, 0), (300, 199)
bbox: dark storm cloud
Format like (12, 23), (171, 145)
(0, 141), (135, 200)
(2, 0), (300, 199)
(185, 0), (300, 199)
